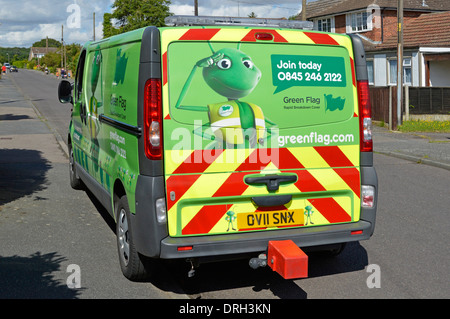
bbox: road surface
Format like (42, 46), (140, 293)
(1, 69), (448, 300)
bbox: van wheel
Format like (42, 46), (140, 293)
(116, 195), (151, 281)
(69, 146), (83, 190)
(326, 243), (347, 257)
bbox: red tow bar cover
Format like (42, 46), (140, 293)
(268, 240), (308, 279)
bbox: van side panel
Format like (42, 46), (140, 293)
(72, 32), (144, 217)
(101, 39), (143, 215)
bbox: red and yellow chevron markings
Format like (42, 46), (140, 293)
(180, 149), (273, 235)
(165, 145), (360, 236)
(165, 148), (225, 212)
(303, 32), (339, 46)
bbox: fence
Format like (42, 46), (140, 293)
(369, 86), (450, 129)
(408, 87), (450, 114)
(370, 86), (398, 129)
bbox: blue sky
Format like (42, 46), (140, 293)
(0, 0), (304, 47)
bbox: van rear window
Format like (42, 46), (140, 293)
(167, 41), (355, 129)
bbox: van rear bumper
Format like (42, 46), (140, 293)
(134, 166), (377, 260)
(159, 219), (374, 259)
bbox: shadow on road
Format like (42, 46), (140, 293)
(149, 241), (368, 299)
(0, 100), (24, 105)
(0, 252), (83, 298)
(80, 183), (369, 299)
(0, 114), (32, 121)
(0, 149), (51, 206)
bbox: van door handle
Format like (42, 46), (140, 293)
(245, 174), (297, 192)
(252, 195), (292, 207)
(80, 102), (87, 124)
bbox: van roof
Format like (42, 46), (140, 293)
(165, 15), (313, 30)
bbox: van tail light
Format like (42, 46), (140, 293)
(361, 185), (375, 208)
(144, 79), (162, 160)
(255, 32), (274, 41)
(357, 80), (373, 152)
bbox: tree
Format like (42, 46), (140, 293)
(103, 13), (120, 38)
(103, 0), (172, 37)
(65, 43), (82, 71)
(0, 47), (29, 63)
(40, 51), (61, 69)
(32, 38), (61, 48)
(248, 12), (257, 18)
(38, 43), (81, 72)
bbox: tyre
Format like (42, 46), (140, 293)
(116, 195), (152, 281)
(69, 145), (83, 190)
(323, 243), (347, 257)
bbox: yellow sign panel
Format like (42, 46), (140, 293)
(237, 209), (304, 230)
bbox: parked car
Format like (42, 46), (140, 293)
(10, 65), (18, 72)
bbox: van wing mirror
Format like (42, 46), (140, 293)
(58, 80), (73, 104)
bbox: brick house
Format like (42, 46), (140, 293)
(300, 0), (450, 87)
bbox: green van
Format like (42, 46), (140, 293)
(58, 16), (377, 280)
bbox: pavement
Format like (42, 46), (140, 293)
(373, 124), (450, 171)
(0, 73), (68, 205)
(1, 72), (449, 175)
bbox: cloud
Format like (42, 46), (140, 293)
(0, 0), (304, 47)
(170, 0), (302, 18)
(0, 24), (61, 47)
(0, 0), (112, 47)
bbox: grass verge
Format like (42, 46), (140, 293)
(399, 120), (450, 133)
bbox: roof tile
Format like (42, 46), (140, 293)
(303, 0), (450, 18)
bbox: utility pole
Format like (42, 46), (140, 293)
(93, 12), (96, 41)
(302, 0), (307, 21)
(397, 0), (404, 127)
(61, 25), (64, 69)
(194, 0), (198, 16)
(64, 42), (67, 70)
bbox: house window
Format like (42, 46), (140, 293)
(388, 58), (412, 85)
(367, 60), (374, 85)
(317, 18), (332, 32)
(389, 59), (397, 85)
(348, 11), (370, 32)
(403, 58), (412, 85)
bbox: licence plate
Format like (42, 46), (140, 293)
(237, 209), (304, 230)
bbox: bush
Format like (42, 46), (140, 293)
(27, 60), (36, 69)
(11, 60), (27, 68)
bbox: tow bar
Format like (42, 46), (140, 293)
(249, 240), (308, 279)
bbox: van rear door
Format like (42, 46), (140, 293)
(161, 27), (361, 237)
